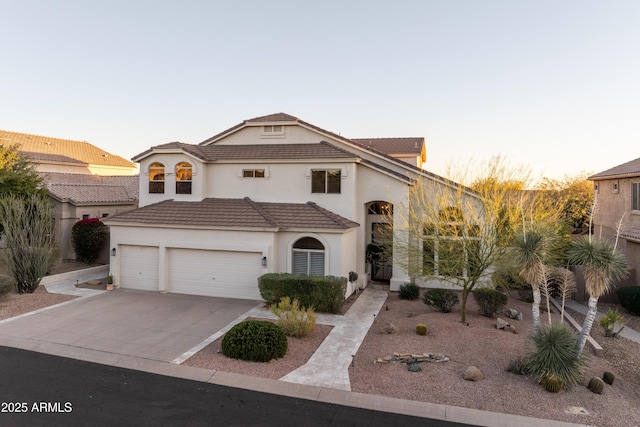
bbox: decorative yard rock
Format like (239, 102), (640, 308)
(86, 280), (102, 286)
(506, 308), (523, 320)
(496, 317), (510, 329)
(464, 366), (484, 381)
(380, 323), (399, 334)
(496, 318), (517, 334)
(375, 352), (449, 364)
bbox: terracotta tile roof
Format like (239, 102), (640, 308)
(245, 113), (299, 122)
(352, 138), (424, 156)
(589, 157), (640, 180)
(0, 129), (135, 168)
(42, 173), (139, 204)
(134, 141), (207, 162)
(199, 141), (356, 160)
(106, 197), (359, 230)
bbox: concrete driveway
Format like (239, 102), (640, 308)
(0, 289), (261, 363)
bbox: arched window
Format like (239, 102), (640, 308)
(175, 162), (192, 194)
(149, 162), (165, 194)
(292, 237), (325, 276)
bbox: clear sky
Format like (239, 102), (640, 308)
(2, 1), (639, 182)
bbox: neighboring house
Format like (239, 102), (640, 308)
(43, 173), (139, 261)
(0, 129), (139, 260)
(587, 157), (640, 292)
(105, 113), (476, 300)
(352, 138), (426, 169)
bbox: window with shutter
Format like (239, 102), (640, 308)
(292, 237), (325, 276)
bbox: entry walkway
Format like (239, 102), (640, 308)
(562, 299), (640, 344)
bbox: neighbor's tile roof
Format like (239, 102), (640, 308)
(0, 129), (135, 168)
(352, 137), (424, 156)
(589, 157), (640, 180)
(42, 173), (139, 204)
(107, 197), (359, 230)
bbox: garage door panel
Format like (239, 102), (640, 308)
(120, 246), (159, 291)
(168, 249), (262, 300)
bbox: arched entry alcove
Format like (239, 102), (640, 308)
(365, 201), (393, 281)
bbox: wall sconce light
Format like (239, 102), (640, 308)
(261, 256), (267, 267)
(111, 248), (117, 257)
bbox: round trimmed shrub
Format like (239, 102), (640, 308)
(472, 287), (508, 317)
(423, 288), (459, 313)
(221, 320), (288, 362)
(399, 283), (420, 300)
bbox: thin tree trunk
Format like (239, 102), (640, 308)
(532, 287), (541, 335)
(461, 288), (468, 324)
(576, 295), (599, 355)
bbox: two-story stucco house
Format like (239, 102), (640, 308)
(589, 157), (640, 286)
(105, 113), (472, 300)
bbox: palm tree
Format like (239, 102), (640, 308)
(511, 224), (556, 335)
(568, 236), (627, 355)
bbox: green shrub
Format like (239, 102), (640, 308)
(270, 296), (316, 337)
(472, 287), (508, 317)
(525, 323), (587, 388)
(258, 273), (346, 314)
(505, 356), (530, 376)
(598, 308), (625, 337)
(415, 323), (428, 335)
(221, 320), (288, 362)
(399, 283), (420, 300)
(0, 274), (16, 296)
(617, 286), (640, 316)
(423, 288), (459, 313)
(71, 218), (108, 263)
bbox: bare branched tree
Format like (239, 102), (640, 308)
(0, 194), (55, 294)
(390, 156), (561, 324)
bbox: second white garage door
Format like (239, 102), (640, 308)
(167, 248), (263, 300)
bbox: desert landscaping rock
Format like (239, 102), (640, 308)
(463, 366), (484, 381)
(380, 322), (399, 334)
(506, 308), (524, 320)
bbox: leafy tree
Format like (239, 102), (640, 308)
(538, 172), (594, 233)
(0, 143), (43, 196)
(391, 156), (561, 324)
(71, 218), (108, 263)
(0, 194), (55, 293)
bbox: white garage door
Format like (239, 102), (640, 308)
(168, 248), (262, 299)
(120, 245), (159, 291)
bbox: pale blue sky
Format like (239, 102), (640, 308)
(2, 1), (639, 181)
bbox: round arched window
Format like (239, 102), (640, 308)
(292, 237), (325, 276)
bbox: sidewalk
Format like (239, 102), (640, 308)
(562, 299), (640, 344)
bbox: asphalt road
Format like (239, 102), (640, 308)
(0, 346), (473, 427)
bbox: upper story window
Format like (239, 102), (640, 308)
(243, 169), (265, 178)
(633, 182), (640, 211)
(176, 162), (192, 194)
(149, 162), (165, 194)
(261, 125), (285, 138)
(311, 169), (341, 194)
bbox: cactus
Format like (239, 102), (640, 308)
(415, 323), (428, 335)
(540, 374), (565, 393)
(602, 371), (615, 385)
(587, 377), (605, 394)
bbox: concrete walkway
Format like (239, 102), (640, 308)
(563, 299), (640, 344)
